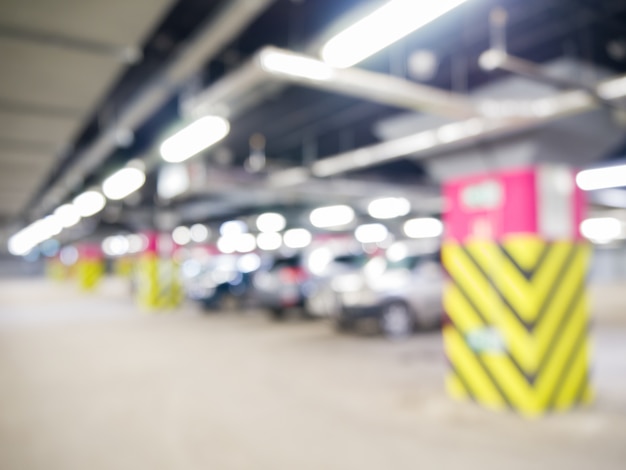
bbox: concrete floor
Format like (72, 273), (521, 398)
(0, 278), (625, 470)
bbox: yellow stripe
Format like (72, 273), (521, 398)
(445, 373), (469, 400)
(503, 236), (547, 272)
(443, 326), (507, 410)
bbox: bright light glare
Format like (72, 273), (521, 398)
(73, 190), (106, 217)
(54, 204), (81, 228)
(102, 167), (146, 200)
(220, 220), (247, 237)
(59, 246), (79, 266)
(238, 253), (261, 273)
(368, 197), (411, 219)
(355, 223), (388, 244)
(580, 217), (622, 243)
(257, 232), (282, 251)
(260, 49), (334, 80)
(576, 165), (626, 191)
(127, 234), (147, 253)
(283, 228), (312, 249)
(158, 163), (190, 199)
(321, 0), (469, 68)
(235, 233), (256, 253)
(160, 116), (230, 163)
(217, 236), (235, 254)
(102, 235), (130, 257)
(7, 217), (61, 256)
(190, 224), (210, 243)
(172, 226), (192, 246)
(387, 241), (408, 262)
(310, 205), (355, 228)
(307, 247), (333, 275)
(256, 212), (286, 233)
(404, 217), (443, 238)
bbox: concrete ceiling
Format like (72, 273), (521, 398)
(0, 0), (173, 220)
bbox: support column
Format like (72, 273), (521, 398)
(136, 232), (183, 311)
(442, 165), (591, 417)
(76, 244), (105, 292)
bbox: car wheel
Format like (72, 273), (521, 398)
(379, 302), (414, 338)
(269, 308), (286, 321)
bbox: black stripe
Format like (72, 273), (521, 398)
(499, 242), (551, 281)
(546, 321), (589, 409)
(447, 325), (513, 409)
(451, 279), (533, 384)
(460, 246), (531, 331)
(534, 275), (586, 381)
(530, 244), (580, 330)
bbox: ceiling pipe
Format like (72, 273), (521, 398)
(262, 72), (626, 179)
(32, 0), (277, 219)
(190, 46), (478, 121)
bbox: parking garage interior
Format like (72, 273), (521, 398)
(1, 0), (626, 468)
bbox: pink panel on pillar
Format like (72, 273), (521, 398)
(79, 244), (103, 260)
(444, 168), (537, 243)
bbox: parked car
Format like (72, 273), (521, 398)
(252, 254), (309, 320)
(334, 249), (443, 337)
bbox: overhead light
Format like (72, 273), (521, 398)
(404, 217), (443, 238)
(42, 215), (62, 237)
(127, 234), (147, 254)
(256, 212), (286, 233)
(190, 224), (210, 243)
(257, 232), (282, 251)
(386, 241), (408, 262)
(368, 197), (411, 219)
(283, 228), (312, 249)
(310, 205), (355, 228)
(73, 190), (106, 217)
(355, 223), (388, 244)
(158, 164), (190, 199)
(172, 226), (192, 246)
(238, 253), (261, 273)
(54, 204), (81, 228)
(220, 220), (247, 237)
(235, 233), (256, 253)
(102, 167), (146, 200)
(576, 164), (626, 191)
(217, 236), (236, 254)
(260, 48), (334, 81)
(160, 116), (230, 163)
(59, 246), (79, 266)
(580, 217), (622, 243)
(102, 235), (130, 257)
(321, 0), (469, 68)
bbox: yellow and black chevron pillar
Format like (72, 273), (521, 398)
(442, 166), (590, 417)
(76, 244), (105, 292)
(46, 256), (68, 281)
(136, 232), (183, 311)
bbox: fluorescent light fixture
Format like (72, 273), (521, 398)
(217, 236), (236, 254)
(73, 190), (106, 217)
(307, 247), (333, 275)
(235, 233), (256, 253)
(256, 212), (286, 233)
(102, 235), (130, 257)
(580, 217), (622, 243)
(257, 232), (282, 251)
(160, 116), (230, 163)
(54, 204), (81, 228)
(387, 241), (408, 262)
(102, 167), (146, 200)
(190, 224), (210, 243)
(158, 163), (190, 199)
(42, 215), (62, 237)
(310, 205), (355, 228)
(283, 228), (312, 249)
(172, 226), (192, 246)
(127, 234), (147, 254)
(404, 217), (443, 239)
(576, 164), (626, 191)
(260, 49), (334, 81)
(355, 223), (388, 244)
(368, 197), (411, 219)
(321, 0), (469, 68)
(238, 253), (261, 273)
(220, 220), (247, 237)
